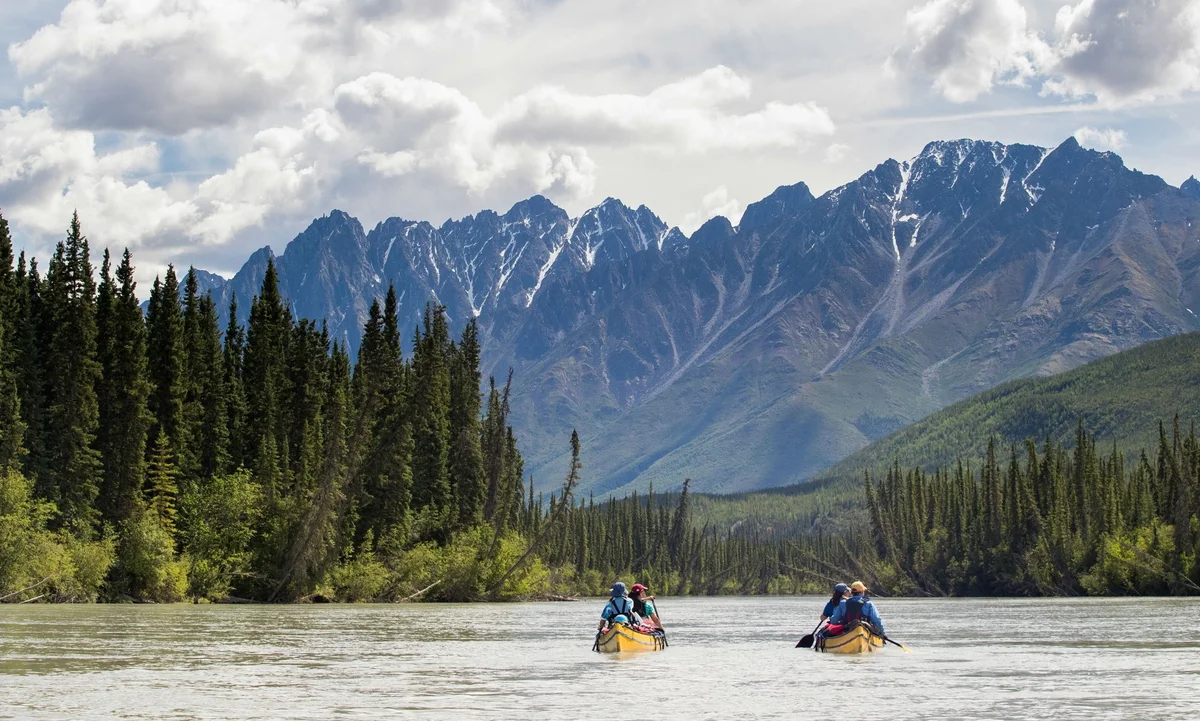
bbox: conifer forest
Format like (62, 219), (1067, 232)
(0, 213), (1197, 602)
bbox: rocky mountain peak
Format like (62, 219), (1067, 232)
(567, 197), (668, 269)
(291, 210), (368, 256)
(739, 182), (815, 233)
(505, 194), (565, 220)
(1181, 175), (1200, 199)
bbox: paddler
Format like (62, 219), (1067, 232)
(598, 582), (637, 631)
(822, 583), (851, 622)
(629, 583), (662, 629)
(828, 581), (887, 637)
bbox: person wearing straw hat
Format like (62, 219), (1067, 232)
(828, 581), (887, 638)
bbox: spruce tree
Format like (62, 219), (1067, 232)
(41, 213), (103, 532)
(146, 430), (180, 537)
(243, 259), (292, 499)
(194, 294), (230, 479)
(0, 322), (24, 471)
(449, 318), (485, 528)
(489, 424), (525, 536)
(271, 339), (350, 601)
(0, 213), (15, 343)
(179, 268), (204, 479)
(669, 477), (690, 566)
(0, 213), (23, 470)
(355, 291), (412, 546)
(13, 255), (47, 482)
(481, 375), (507, 522)
(283, 318), (328, 497)
(146, 266), (187, 465)
(96, 249), (152, 523)
(982, 438), (1002, 550)
(409, 303), (453, 541)
(223, 295), (247, 469)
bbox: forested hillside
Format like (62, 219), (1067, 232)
(864, 419), (1200, 596)
(685, 334), (1200, 540)
(818, 332), (1200, 483)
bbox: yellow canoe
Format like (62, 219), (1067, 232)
(815, 622), (885, 654)
(595, 622), (668, 653)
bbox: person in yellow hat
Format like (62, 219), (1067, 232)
(828, 581), (887, 637)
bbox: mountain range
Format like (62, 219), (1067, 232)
(189, 136), (1200, 497)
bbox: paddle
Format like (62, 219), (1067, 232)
(883, 637), (912, 653)
(796, 620), (825, 648)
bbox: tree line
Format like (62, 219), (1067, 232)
(864, 419), (1200, 595)
(521, 478), (841, 596)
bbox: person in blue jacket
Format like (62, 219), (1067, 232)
(821, 583), (850, 622)
(598, 582), (637, 631)
(829, 581), (887, 637)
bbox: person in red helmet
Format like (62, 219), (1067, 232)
(629, 583), (662, 630)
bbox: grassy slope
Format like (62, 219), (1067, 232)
(691, 331), (1200, 535)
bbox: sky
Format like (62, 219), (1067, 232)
(2, 0), (1200, 283)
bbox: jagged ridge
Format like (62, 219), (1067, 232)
(190, 137), (1200, 497)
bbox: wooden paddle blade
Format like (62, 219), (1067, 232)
(796, 634), (815, 648)
(883, 638), (912, 653)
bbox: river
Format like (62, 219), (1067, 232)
(2, 597), (1199, 720)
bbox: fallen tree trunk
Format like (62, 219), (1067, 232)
(0, 577), (50, 603)
(399, 580), (441, 602)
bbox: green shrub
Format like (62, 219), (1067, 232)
(59, 531), (116, 601)
(116, 512), (188, 602)
(186, 558), (230, 601)
(179, 470), (262, 600)
(0, 470), (114, 602)
(332, 547), (389, 602)
(382, 525), (551, 602)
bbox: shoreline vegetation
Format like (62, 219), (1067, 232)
(1, 214), (1198, 605)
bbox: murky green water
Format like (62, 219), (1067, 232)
(2, 597), (1199, 719)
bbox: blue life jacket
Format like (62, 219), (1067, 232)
(604, 596), (634, 621)
(843, 595), (867, 624)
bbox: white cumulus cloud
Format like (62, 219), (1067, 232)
(7, 0), (516, 134)
(0, 106), (198, 254)
(681, 185), (742, 233)
(824, 143), (851, 163)
(0, 0), (840, 267)
(1073, 125), (1127, 151)
(495, 66), (835, 153)
(898, 0), (1052, 102)
(1046, 0), (1200, 104)
(895, 0), (1200, 106)
(1, 62), (825, 255)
